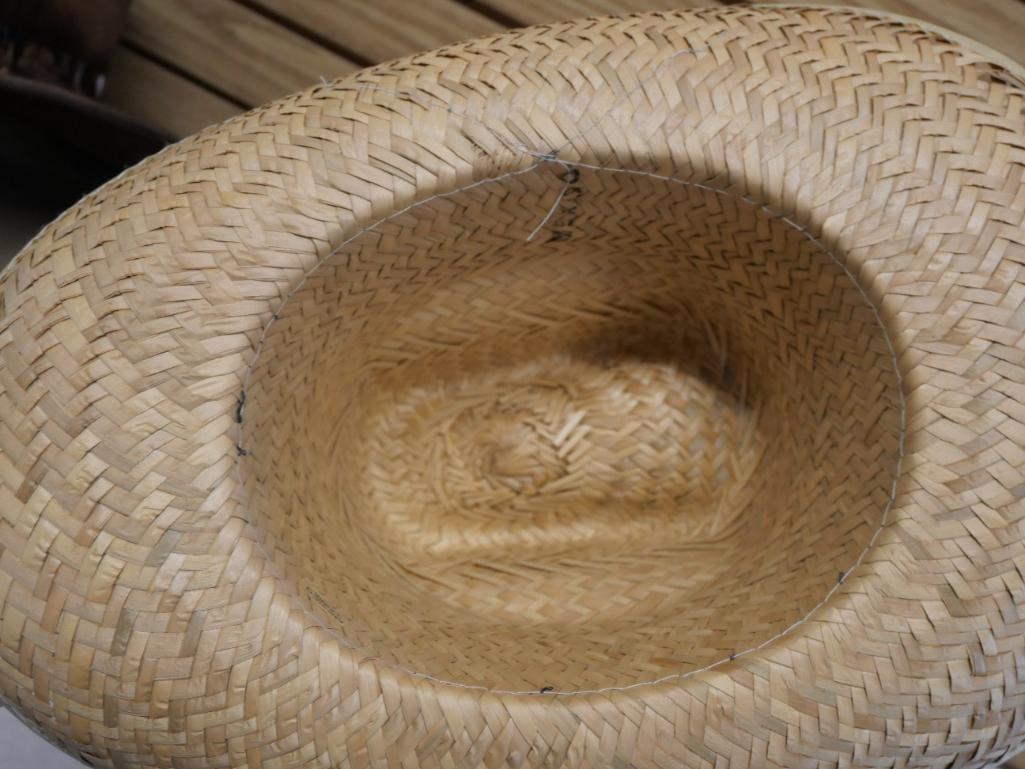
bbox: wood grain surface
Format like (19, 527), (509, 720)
(125, 0), (358, 107)
(245, 0), (504, 63)
(472, 0), (712, 25)
(103, 46), (244, 138)
(109, 0), (1025, 138)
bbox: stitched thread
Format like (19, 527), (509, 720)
(234, 36), (906, 697)
(234, 159), (907, 698)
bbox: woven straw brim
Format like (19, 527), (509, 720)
(2, 6), (1025, 768)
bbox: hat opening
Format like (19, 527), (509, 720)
(238, 163), (904, 692)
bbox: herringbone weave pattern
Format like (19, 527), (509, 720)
(1, 6), (1024, 768)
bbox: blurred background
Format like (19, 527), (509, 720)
(2, 0), (1025, 766)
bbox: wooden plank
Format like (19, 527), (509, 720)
(110, 0), (1025, 139)
(743, 0), (1025, 64)
(125, 0), (359, 107)
(469, 0), (711, 27)
(102, 46), (242, 139)
(247, 0), (505, 63)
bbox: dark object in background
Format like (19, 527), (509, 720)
(0, 76), (167, 262)
(0, 0), (130, 96)
(0, 0), (166, 266)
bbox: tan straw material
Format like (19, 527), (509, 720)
(2, 5), (1025, 768)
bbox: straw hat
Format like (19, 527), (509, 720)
(2, 6), (1025, 768)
